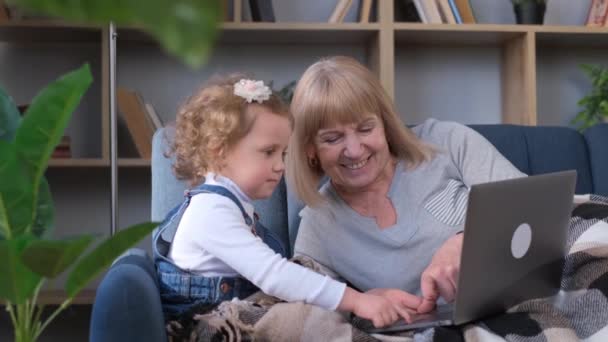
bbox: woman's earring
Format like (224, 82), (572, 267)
(308, 157), (318, 168)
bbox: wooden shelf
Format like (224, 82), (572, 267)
(48, 158), (109, 168)
(39, 289), (96, 305)
(394, 23), (524, 45)
(394, 23), (608, 46)
(46, 158), (153, 168)
(219, 22), (380, 44)
(0, 20), (101, 43)
(118, 158), (151, 167)
(117, 22), (380, 45)
(0, 289), (96, 306)
(535, 26), (608, 47)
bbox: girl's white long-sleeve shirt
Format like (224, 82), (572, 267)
(167, 172), (346, 310)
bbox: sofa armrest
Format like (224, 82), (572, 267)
(584, 123), (608, 196)
(90, 249), (167, 342)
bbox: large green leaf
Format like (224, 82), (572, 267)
(65, 222), (156, 297)
(0, 86), (21, 142)
(11, 0), (221, 68)
(14, 64), (92, 236)
(0, 142), (13, 240)
(0, 141), (33, 239)
(0, 235), (42, 304)
(32, 177), (54, 238)
(21, 235), (94, 278)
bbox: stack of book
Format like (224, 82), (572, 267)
(329, 0), (376, 23)
(587, 0), (608, 26)
(404, 0), (475, 24)
(116, 87), (164, 159)
(52, 136), (71, 158)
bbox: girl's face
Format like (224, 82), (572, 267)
(311, 115), (393, 193)
(221, 106), (291, 200)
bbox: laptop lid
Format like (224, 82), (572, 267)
(453, 170), (576, 325)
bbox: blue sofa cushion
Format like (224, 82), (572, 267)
(471, 125), (593, 194)
(584, 123), (608, 196)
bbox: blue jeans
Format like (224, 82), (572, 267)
(153, 183), (287, 319)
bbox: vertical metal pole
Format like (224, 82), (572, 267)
(109, 22), (118, 235)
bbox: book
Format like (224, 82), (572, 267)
(448, 0), (462, 24)
(453, 0), (475, 23)
(586, 0), (608, 27)
(422, 0), (442, 23)
(249, 0), (275, 22)
(329, 0), (353, 23)
(413, 0), (428, 23)
(359, 0), (373, 23)
(52, 136), (71, 158)
(116, 87), (155, 159)
(221, 0), (231, 21)
(0, 1), (9, 22)
(144, 103), (163, 131)
(394, 0), (421, 23)
(437, 0), (456, 24)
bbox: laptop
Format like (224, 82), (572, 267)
(363, 170), (577, 333)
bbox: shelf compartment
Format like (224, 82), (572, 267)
(0, 21), (101, 43)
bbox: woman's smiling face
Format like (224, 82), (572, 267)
(311, 115), (393, 193)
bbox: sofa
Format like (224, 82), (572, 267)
(89, 123), (608, 342)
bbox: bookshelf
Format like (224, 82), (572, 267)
(1, 0), (608, 306)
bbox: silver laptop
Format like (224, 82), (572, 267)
(365, 170), (577, 333)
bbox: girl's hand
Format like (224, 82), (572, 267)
(353, 292), (410, 328)
(339, 287), (414, 328)
(366, 288), (422, 317)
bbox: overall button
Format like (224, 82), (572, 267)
(220, 282), (232, 294)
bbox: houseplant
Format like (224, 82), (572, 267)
(511, 0), (547, 24)
(0, 64), (158, 342)
(1, 1), (222, 341)
(572, 64), (608, 131)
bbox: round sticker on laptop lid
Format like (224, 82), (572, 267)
(511, 223), (532, 259)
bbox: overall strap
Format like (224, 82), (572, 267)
(153, 183), (256, 261)
(190, 184), (254, 226)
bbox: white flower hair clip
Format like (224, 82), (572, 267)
(234, 79), (272, 103)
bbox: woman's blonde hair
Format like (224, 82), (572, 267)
(287, 56), (433, 206)
(171, 74), (290, 187)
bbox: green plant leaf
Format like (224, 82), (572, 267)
(11, 0), (221, 68)
(0, 141), (33, 239)
(14, 64), (92, 236)
(32, 178), (54, 238)
(21, 235), (94, 278)
(0, 235), (42, 303)
(0, 86), (21, 142)
(65, 222), (157, 297)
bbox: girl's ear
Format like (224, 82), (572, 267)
(210, 146), (226, 171)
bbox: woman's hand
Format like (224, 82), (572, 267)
(339, 287), (411, 328)
(418, 233), (463, 314)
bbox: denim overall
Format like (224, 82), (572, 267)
(153, 183), (287, 319)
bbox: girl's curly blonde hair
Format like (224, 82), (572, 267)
(171, 74), (290, 187)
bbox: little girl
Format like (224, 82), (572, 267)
(153, 75), (412, 328)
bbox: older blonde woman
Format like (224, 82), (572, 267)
(287, 56), (526, 315)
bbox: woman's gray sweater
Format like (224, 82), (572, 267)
(294, 119), (526, 294)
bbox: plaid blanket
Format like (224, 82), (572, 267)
(166, 195), (608, 342)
